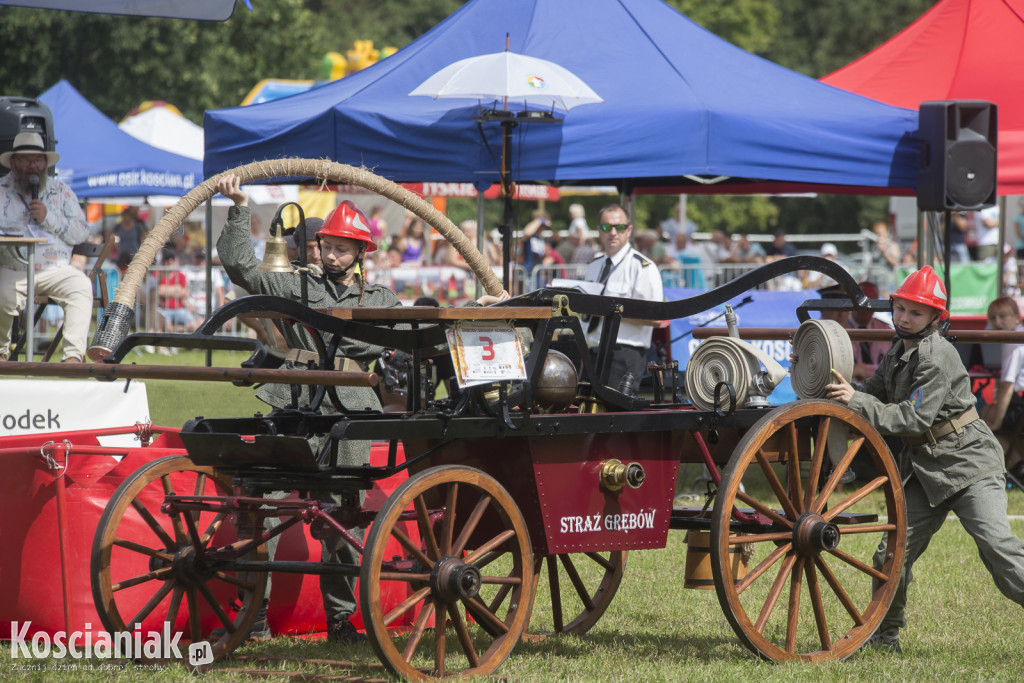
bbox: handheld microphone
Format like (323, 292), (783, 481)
(28, 174), (39, 200)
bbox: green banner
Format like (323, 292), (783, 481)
(897, 263), (998, 316)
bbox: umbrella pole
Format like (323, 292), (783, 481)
(500, 119), (517, 291)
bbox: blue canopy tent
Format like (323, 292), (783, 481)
(0, 0), (247, 21)
(204, 0), (920, 194)
(38, 80), (202, 199)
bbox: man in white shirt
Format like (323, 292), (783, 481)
(584, 204), (664, 391)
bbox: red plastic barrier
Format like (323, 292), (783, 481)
(0, 428), (410, 639)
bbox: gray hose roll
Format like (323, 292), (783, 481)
(685, 336), (787, 411)
(686, 338), (755, 411)
(790, 319), (854, 399)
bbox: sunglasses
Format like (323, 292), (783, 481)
(599, 223), (631, 233)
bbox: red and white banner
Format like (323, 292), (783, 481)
(319, 182), (560, 201)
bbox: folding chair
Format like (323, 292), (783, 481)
(10, 236), (117, 361)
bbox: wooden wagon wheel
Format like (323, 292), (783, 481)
(91, 454), (268, 661)
(527, 550), (627, 636)
(359, 465), (534, 681)
(709, 399), (906, 662)
(89, 158), (502, 360)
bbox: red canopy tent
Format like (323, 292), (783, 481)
(821, 0), (1024, 195)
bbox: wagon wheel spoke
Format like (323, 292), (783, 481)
(804, 416), (831, 510)
(559, 554), (596, 612)
(754, 449), (800, 521)
(547, 556), (564, 633)
(112, 537), (174, 561)
(811, 436), (865, 514)
(736, 543), (792, 594)
(191, 473), (207, 530)
(822, 477), (887, 521)
(464, 528), (517, 566)
(166, 586), (184, 631)
(472, 548), (505, 571)
(388, 523), (434, 570)
(487, 582), (514, 615)
(430, 597), (446, 677)
(441, 481), (458, 556)
(213, 571), (257, 592)
(111, 566), (173, 591)
(129, 498), (176, 549)
(813, 556), (863, 625)
(127, 580), (174, 627)
(383, 586), (433, 626)
(414, 493), (441, 560)
(463, 595), (510, 635)
(754, 553), (797, 632)
(453, 494), (493, 557)
(735, 489), (794, 529)
(200, 512), (227, 546)
(186, 587), (201, 642)
(785, 557), (804, 654)
(401, 600), (435, 663)
(449, 602), (480, 669)
(804, 559), (832, 651)
(198, 582), (236, 632)
(785, 422), (803, 511)
(711, 400), (906, 662)
(826, 547), (889, 583)
(729, 531), (793, 545)
(160, 474), (188, 544)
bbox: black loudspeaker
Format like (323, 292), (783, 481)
(0, 96), (55, 177)
(917, 100), (997, 211)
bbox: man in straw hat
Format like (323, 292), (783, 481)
(0, 131), (91, 362)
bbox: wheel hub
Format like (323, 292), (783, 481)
(793, 512), (840, 556)
(430, 556), (482, 602)
(169, 544), (217, 586)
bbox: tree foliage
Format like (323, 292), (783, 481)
(0, 0), (938, 238)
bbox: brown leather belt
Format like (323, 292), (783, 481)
(902, 406), (979, 447)
(279, 348), (362, 372)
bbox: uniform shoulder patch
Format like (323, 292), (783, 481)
(589, 253), (604, 263)
(632, 253), (652, 267)
(908, 386), (923, 410)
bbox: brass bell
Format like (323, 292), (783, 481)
(259, 229), (295, 273)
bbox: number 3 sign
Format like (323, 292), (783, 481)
(446, 321), (527, 388)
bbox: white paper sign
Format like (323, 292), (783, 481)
(447, 321), (527, 388)
(0, 379), (151, 447)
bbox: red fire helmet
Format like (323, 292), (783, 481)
(893, 265), (949, 320)
(317, 200), (377, 252)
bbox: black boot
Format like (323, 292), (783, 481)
(326, 618), (366, 644)
(211, 599), (271, 641)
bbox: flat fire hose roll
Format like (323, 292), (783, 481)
(685, 336), (786, 412)
(790, 319), (854, 399)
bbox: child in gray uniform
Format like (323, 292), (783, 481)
(826, 265), (1024, 652)
(215, 174), (507, 643)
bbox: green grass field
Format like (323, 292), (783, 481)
(3, 350), (1023, 681)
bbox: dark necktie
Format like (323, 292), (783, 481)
(587, 257), (615, 333)
(860, 340), (873, 364)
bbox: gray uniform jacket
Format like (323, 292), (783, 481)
(849, 330), (1005, 506)
(217, 205), (400, 464)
